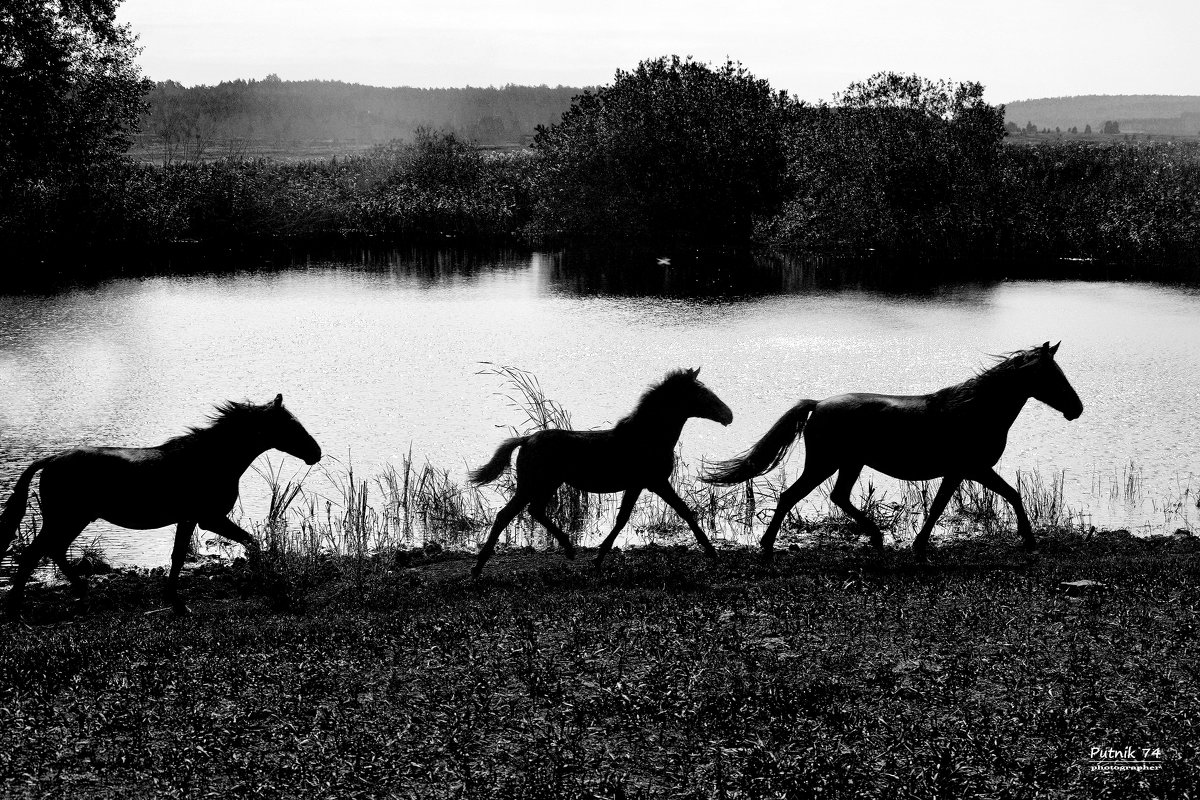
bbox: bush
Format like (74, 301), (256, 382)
(765, 72), (1007, 259)
(529, 56), (793, 247)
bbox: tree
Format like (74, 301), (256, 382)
(768, 72), (1007, 258)
(530, 56), (794, 246)
(1084, 124), (1093, 135)
(0, 0), (151, 180)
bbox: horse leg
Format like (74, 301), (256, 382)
(969, 468), (1036, 552)
(49, 551), (89, 605)
(829, 465), (886, 553)
(528, 489), (576, 561)
(595, 488), (641, 570)
(6, 516), (88, 616)
(913, 477), (961, 562)
(473, 493), (528, 579)
(166, 521), (197, 613)
(650, 482), (717, 560)
(760, 463), (837, 562)
(200, 516), (261, 566)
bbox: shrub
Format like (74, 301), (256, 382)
(529, 56), (793, 247)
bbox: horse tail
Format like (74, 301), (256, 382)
(468, 436), (530, 485)
(701, 400), (818, 484)
(0, 456), (54, 560)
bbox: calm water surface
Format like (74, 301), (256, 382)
(2, 251), (1198, 565)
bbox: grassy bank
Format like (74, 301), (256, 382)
(1, 530), (1198, 798)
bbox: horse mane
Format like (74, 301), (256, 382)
(615, 369), (698, 427)
(933, 346), (1042, 411)
(162, 399), (272, 450)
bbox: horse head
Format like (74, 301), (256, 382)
(1030, 342), (1084, 421)
(266, 394), (323, 464)
(681, 367), (734, 426)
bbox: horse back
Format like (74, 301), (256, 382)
(809, 393), (1012, 477)
(37, 446), (240, 527)
(516, 427), (674, 493)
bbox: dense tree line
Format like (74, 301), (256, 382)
(2, 3), (1199, 280)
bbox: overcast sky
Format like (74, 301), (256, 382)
(117, 0), (1198, 104)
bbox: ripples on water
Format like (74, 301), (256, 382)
(1, 249), (1197, 566)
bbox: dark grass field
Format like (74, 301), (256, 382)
(1, 530), (1198, 799)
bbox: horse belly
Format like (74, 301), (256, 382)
(546, 438), (670, 495)
(864, 431), (1008, 480)
(95, 467), (236, 528)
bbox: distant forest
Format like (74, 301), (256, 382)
(1004, 95), (1200, 136)
(136, 78), (585, 159)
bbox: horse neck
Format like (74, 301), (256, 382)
(962, 370), (1033, 426)
(617, 406), (689, 449)
(184, 426), (272, 473)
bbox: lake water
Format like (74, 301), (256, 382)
(1, 250), (1198, 567)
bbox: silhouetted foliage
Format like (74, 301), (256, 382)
(529, 56), (794, 247)
(0, 0), (150, 263)
(994, 140), (1200, 264)
(5, 55), (1200, 277)
(0, 0), (150, 178)
(764, 73), (1007, 258)
(0, 129), (534, 265)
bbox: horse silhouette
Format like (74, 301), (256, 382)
(703, 343), (1083, 561)
(0, 394), (321, 614)
(469, 368), (733, 577)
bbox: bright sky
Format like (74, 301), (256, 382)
(117, 0), (1199, 104)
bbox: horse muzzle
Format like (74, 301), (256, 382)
(711, 405), (734, 427)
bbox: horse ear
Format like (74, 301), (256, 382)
(273, 393), (283, 408)
(1041, 341), (1051, 356)
(1050, 341), (1060, 356)
(690, 366), (701, 378)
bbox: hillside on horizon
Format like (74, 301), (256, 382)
(136, 79), (1200, 163)
(1003, 95), (1200, 135)
(136, 78), (587, 160)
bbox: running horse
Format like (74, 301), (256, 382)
(1, 394), (322, 614)
(702, 343), (1083, 561)
(469, 368), (733, 577)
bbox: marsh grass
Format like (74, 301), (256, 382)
(1088, 461), (1197, 534)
